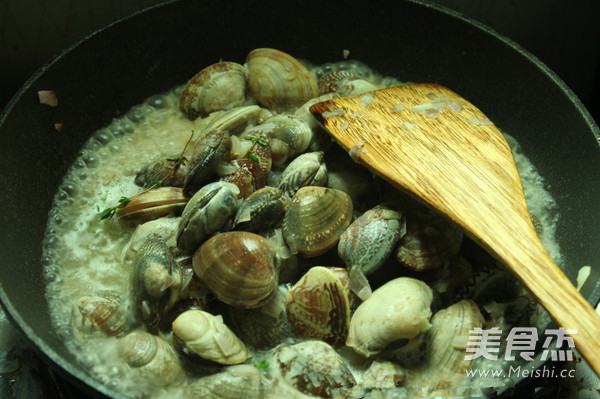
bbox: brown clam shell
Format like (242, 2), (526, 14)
(395, 209), (463, 271)
(219, 158), (266, 198)
(192, 231), (278, 308)
(282, 186), (353, 257)
(116, 187), (188, 224)
(246, 48), (319, 112)
(285, 266), (351, 346)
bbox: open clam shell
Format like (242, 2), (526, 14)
(233, 186), (288, 232)
(282, 186), (353, 257)
(395, 209), (463, 271)
(270, 340), (357, 398)
(246, 48), (319, 113)
(172, 309), (248, 365)
(179, 61), (247, 119)
(285, 266), (352, 346)
(118, 330), (186, 387)
(192, 231), (278, 308)
(116, 186), (188, 224)
(346, 277), (433, 357)
(70, 290), (134, 341)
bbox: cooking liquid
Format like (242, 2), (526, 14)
(42, 62), (562, 398)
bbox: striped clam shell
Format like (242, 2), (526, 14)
(282, 186), (353, 257)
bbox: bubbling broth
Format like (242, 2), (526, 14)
(43, 49), (561, 398)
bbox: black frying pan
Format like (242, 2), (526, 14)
(1, 0), (599, 398)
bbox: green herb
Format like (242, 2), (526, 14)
(247, 151), (260, 163)
(243, 135), (269, 146)
(97, 130), (195, 222)
(253, 357), (271, 372)
(99, 196), (131, 221)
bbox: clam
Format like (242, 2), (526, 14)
(172, 309), (248, 365)
(359, 360), (406, 390)
(277, 151), (327, 197)
(179, 61), (247, 119)
(134, 154), (190, 188)
(338, 204), (406, 277)
(116, 187), (187, 224)
(124, 216), (180, 262)
(264, 114), (314, 167)
(232, 186), (288, 232)
(70, 291), (134, 341)
(270, 340), (357, 398)
(294, 92), (340, 132)
(282, 186), (353, 257)
(236, 129), (273, 175)
(219, 158), (266, 198)
(184, 365), (272, 399)
(176, 181), (241, 252)
(405, 300), (484, 397)
(118, 330), (186, 387)
(131, 234), (182, 332)
(395, 209), (463, 271)
(346, 277), (433, 357)
(246, 48), (319, 112)
(318, 70), (359, 94)
(285, 266), (352, 346)
(196, 105), (273, 137)
(183, 129), (232, 196)
(226, 295), (291, 350)
(192, 231), (278, 308)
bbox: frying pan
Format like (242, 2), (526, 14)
(0, 0), (599, 398)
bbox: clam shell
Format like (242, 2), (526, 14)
(277, 151), (327, 197)
(177, 181), (241, 252)
(346, 277), (433, 357)
(264, 114), (314, 167)
(233, 186), (288, 232)
(70, 291), (133, 341)
(246, 48), (319, 112)
(179, 61), (247, 119)
(172, 309), (247, 365)
(124, 216), (180, 262)
(192, 231), (278, 308)
(118, 330), (186, 387)
(404, 300), (484, 397)
(196, 105), (272, 136)
(183, 129), (232, 196)
(359, 360), (406, 390)
(134, 155), (190, 188)
(226, 300), (291, 350)
(285, 266), (351, 346)
(131, 234), (182, 332)
(270, 340), (356, 398)
(219, 158), (266, 198)
(116, 187), (187, 223)
(282, 186), (353, 257)
(338, 204), (406, 276)
(184, 365), (272, 399)
(395, 209), (463, 271)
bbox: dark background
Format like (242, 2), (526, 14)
(1, 0), (599, 123)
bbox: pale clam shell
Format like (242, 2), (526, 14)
(124, 216), (180, 262)
(116, 186), (187, 224)
(359, 360), (406, 390)
(263, 114), (314, 167)
(277, 151), (327, 197)
(195, 105), (273, 137)
(346, 277), (433, 357)
(172, 309), (247, 365)
(285, 266), (351, 346)
(219, 158), (266, 198)
(270, 340), (357, 398)
(192, 231), (278, 308)
(404, 299), (484, 397)
(282, 186), (353, 257)
(118, 330), (186, 387)
(184, 365), (272, 399)
(179, 61), (247, 119)
(395, 209), (463, 271)
(246, 48), (319, 112)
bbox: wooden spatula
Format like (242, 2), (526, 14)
(310, 83), (600, 377)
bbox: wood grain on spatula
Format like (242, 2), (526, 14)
(310, 83), (600, 377)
